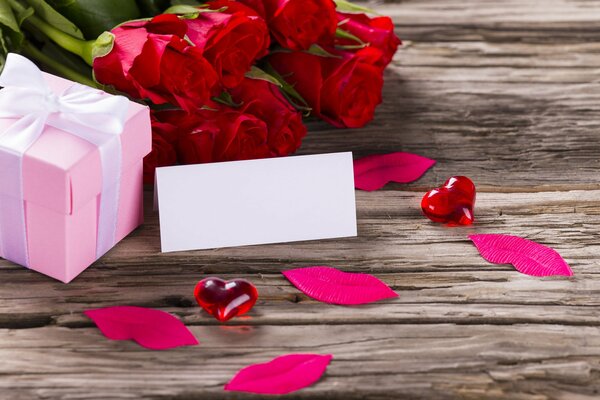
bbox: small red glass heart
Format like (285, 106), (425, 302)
(421, 176), (476, 226)
(194, 278), (258, 322)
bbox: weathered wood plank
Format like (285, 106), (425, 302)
(380, 0), (600, 25)
(1, 324), (599, 399)
(2, 190), (599, 277)
(1, 190), (598, 330)
(3, 0), (600, 398)
(4, 273), (600, 328)
(399, 41), (600, 68)
(99, 190), (600, 273)
(2, 271), (600, 328)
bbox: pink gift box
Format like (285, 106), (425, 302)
(0, 72), (151, 283)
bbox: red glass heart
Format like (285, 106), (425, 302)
(194, 278), (258, 322)
(421, 176), (476, 226)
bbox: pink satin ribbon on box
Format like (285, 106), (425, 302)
(0, 53), (129, 267)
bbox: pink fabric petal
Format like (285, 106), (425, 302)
(469, 234), (573, 277)
(84, 306), (199, 350)
(354, 152), (436, 191)
(282, 266), (398, 305)
(225, 353), (333, 394)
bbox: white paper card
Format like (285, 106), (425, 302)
(156, 152), (357, 252)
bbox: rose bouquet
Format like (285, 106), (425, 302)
(0, 0), (400, 182)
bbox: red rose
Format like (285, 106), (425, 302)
(336, 12), (401, 68)
(93, 14), (220, 112)
(185, 2), (270, 88)
(208, 0), (263, 18)
(268, 48), (384, 128)
(154, 108), (270, 164)
(239, 0), (337, 50)
(230, 0), (266, 18)
(230, 78), (306, 156)
(143, 132), (178, 185)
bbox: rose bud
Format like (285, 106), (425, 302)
(237, 0), (337, 50)
(185, 2), (270, 88)
(268, 47), (384, 128)
(229, 77), (306, 156)
(93, 14), (220, 112)
(336, 12), (401, 68)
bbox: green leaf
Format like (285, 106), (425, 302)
(199, 104), (218, 111)
(169, 0), (201, 5)
(136, 0), (170, 16)
(0, 35), (7, 68)
(0, 0), (25, 68)
(244, 65), (282, 87)
(23, 0), (84, 38)
(212, 91), (242, 108)
(263, 62), (311, 114)
(163, 4), (199, 16)
(305, 44), (342, 58)
(45, 0), (140, 39)
(0, 0), (19, 32)
(335, 27), (366, 46)
(163, 4), (225, 17)
(90, 30), (113, 59)
(336, 43), (369, 50)
(334, 0), (376, 14)
(15, 5), (34, 25)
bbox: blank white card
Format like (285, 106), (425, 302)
(156, 152), (357, 252)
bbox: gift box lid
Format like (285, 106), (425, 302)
(0, 72), (151, 216)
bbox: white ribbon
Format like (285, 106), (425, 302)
(0, 53), (129, 267)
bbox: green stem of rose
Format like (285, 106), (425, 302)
(7, 0), (95, 66)
(26, 15), (95, 66)
(21, 41), (97, 88)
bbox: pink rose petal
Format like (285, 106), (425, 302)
(354, 152), (436, 191)
(225, 353), (333, 394)
(84, 306), (199, 350)
(282, 266), (398, 305)
(469, 234), (573, 277)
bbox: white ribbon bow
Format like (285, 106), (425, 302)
(0, 53), (130, 267)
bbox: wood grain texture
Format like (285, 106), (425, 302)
(2, 324), (600, 399)
(2, 0), (600, 399)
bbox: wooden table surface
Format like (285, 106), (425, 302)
(3, 1), (600, 399)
